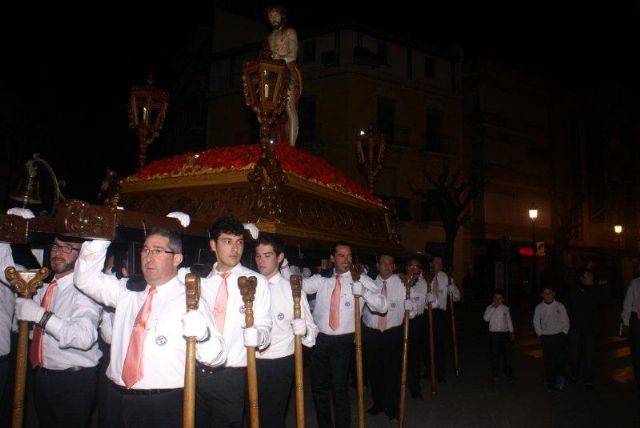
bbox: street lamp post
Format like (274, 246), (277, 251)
(614, 224), (623, 288)
(529, 206), (539, 294)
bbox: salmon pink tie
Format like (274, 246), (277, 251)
(121, 286), (157, 388)
(329, 274), (341, 330)
(29, 279), (58, 367)
(377, 280), (388, 331)
(214, 272), (231, 334)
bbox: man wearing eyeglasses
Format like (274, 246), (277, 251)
(74, 228), (226, 428)
(0, 208), (103, 428)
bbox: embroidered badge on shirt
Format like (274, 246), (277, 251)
(240, 305), (246, 314)
(155, 335), (167, 346)
(277, 313), (285, 320)
(345, 301), (351, 307)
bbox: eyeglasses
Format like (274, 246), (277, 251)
(50, 244), (80, 254)
(140, 247), (177, 257)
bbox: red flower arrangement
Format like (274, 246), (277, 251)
(127, 144), (381, 204)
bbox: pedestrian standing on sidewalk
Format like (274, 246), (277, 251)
(533, 285), (570, 392)
(483, 289), (514, 384)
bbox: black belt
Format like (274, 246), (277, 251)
(196, 362), (243, 376)
(0, 354), (9, 363)
(35, 366), (93, 375)
(112, 382), (181, 395)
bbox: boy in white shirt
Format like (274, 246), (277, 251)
(483, 289), (514, 383)
(533, 285), (570, 391)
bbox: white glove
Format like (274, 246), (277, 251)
(243, 223), (259, 239)
(243, 326), (260, 347)
(6, 208), (35, 219)
(291, 319), (307, 336)
(15, 298), (45, 323)
(404, 299), (415, 312)
(426, 292), (436, 303)
(182, 310), (209, 341)
(166, 211), (190, 228)
(352, 281), (363, 296)
(86, 239), (110, 252)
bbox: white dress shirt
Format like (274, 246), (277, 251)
(99, 310), (114, 344)
(257, 272), (317, 359)
(533, 300), (570, 336)
(198, 263), (272, 367)
(74, 241), (225, 389)
(0, 283), (15, 357)
(0, 245), (17, 356)
(622, 277), (640, 326)
(0, 243), (102, 369)
(411, 276), (428, 316)
(303, 270), (387, 335)
(483, 304), (514, 333)
(362, 274), (413, 330)
(430, 271), (461, 310)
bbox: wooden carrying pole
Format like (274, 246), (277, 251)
(5, 266), (49, 428)
(183, 273), (201, 428)
(239, 276), (260, 428)
(350, 264), (365, 428)
(398, 273), (415, 428)
(425, 273), (437, 394)
(290, 275), (305, 428)
(448, 274), (460, 377)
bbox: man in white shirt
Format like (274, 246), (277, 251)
(427, 255), (461, 383)
(254, 233), (317, 428)
(533, 285), (570, 391)
(406, 255), (428, 399)
(1, 207), (102, 428)
(622, 275), (640, 390)
(0, 272), (15, 417)
(74, 228), (225, 427)
(303, 241), (387, 428)
(362, 254), (414, 421)
(194, 217), (272, 428)
(483, 289), (514, 382)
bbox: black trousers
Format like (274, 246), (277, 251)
(489, 332), (512, 378)
(629, 313), (640, 389)
(364, 325), (402, 414)
(256, 355), (294, 428)
(310, 333), (354, 428)
(427, 309), (448, 379)
(541, 333), (567, 387)
(196, 365), (247, 428)
(104, 381), (183, 428)
(408, 314), (428, 393)
(569, 327), (595, 383)
(32, 366), (97, 428)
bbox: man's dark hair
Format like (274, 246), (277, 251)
(377, 253), (395, 263)
(493, 288), (506, 298)
(256, 233), (285, 255)
(331, 241), (351, 256)
(406, 254), (425, 268)
(541, 284), (555, 292)
(147, 227), (182, 254)
(210, 217), (245, 241)
(54, 234), (85, 244)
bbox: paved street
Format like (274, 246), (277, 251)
(287, 300), (638, 428)
(11, 299), (638, 428)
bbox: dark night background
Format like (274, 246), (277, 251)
(1, 1), (639, 206)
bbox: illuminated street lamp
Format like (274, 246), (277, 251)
(614, 223), (623, 252)
(528, 205), (539, 293)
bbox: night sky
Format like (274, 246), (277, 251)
(1, 1), (638, 204)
